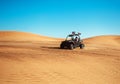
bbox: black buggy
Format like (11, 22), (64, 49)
(60, 32), (85, 50)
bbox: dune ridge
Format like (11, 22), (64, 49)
(84, 35), (120, 45)
(0, 31), (62, 42)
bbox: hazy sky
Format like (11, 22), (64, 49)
(0, 0), (120, 38)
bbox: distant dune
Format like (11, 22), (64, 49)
(0, 31), (120, 84)
(83, 35), (120, 50)
(0, 31), (62, 42)
(84, 35), (120, 45)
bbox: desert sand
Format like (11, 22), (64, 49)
(0, 31), (120, 84)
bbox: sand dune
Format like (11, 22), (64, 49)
(0, 31), (120, 84)
(84, 35), (120, 45)
(0, 31), (61, 42)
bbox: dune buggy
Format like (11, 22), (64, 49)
(60, 32), (85, 50)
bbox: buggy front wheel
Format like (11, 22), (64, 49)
(80, 44), (85, 49)
(69, 44), (74, 50)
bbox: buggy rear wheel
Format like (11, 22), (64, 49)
(60, 44), (64, 49)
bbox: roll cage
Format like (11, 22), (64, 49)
(65, 34), (81, 42)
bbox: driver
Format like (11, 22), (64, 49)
(75, 37), (78, 42)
